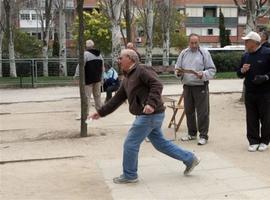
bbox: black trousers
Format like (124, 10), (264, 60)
(105, 85), (119, 103)
(245, 93), (270, 145)
(183, 84), (210, 140)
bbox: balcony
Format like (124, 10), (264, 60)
(202, 17), (219, 24)
(185, 17), (238, 27)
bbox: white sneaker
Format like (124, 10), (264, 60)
(181, 135), (196, 141)
(197, 138), (207, 145)
(248, 144), (259, 152)
(258, 143), (268, 152)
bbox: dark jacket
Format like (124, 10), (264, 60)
(262, 41), (270, 48)
(98, 64), (165, 116)
(84, 49), (103, 85)
(237, 46), (270, 94)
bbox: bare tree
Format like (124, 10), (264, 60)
(99, 0), (125, 68)
(3, 0), (17, 77)
(121, 0), (137, 46)
(76, 0), (88, 137)
(25, 0), (54, 76)
(157, 0), (170, 66)
(233, 0), (269, 33)
(136, 0), (155, 66)
(38, 0), (53, 77)
(54, 0), (67, 76)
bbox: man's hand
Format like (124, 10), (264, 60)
(195, 71), (203, 79)
(88, 112), (101, 120)
(253, 75), (269, 85)
(143, 105), (154, 114)
(175, 68), (183, 77)
(241, 64), (250, 74)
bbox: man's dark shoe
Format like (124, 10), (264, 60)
(113, 174), (138, 184)
(184, 156), (200, 175)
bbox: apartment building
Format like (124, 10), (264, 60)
(175, 0), (269, 47)
(17, 0), (269, 49)
(18, 0), (75, 41)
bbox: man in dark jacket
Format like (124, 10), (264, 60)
(74, 40), (103, 114)
(89, 49), (199, 184)
(259, 31), (270, 48)
(237, 31), (270, 152)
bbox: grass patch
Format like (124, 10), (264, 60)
(0, 72), (238, 88)
(215, 72), (237, 79)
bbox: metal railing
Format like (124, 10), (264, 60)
(0, 57), (179, 88)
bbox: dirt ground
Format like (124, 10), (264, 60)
(1, 93), (270, 200)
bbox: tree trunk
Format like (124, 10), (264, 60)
(77, 0), (88, 137)
(125, 0), (131, 43)
(4, 0), (16, 77)
(0, 0), (2, 77)
(111, 21), (122, 69)
(59, 0), (67, 76)
(162, 0), (170, 66)
(8, 29), (16, 77)
(41, 0), (53, 77)
(0, 32), (3, 77)
(42, 46), (49, 76)
(109, 0), (124, 69)
(145, 0), (153, 66)
(245, 0), (257, 33)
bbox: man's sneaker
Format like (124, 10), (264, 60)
(197, 138), (207, 145)
(184, 156), (200, 176)
(181, 135), (196, 141)
(258, 143), (268, 152)
(113, 175), (138, 184)
(248, 144), (259, 152)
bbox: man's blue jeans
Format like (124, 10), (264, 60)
(123, 112), (195, 179)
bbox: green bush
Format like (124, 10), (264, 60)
(211, 52), (243, 72)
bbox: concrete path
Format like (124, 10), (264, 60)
(99, 153), (270, 199)
(2, 79), (270, 200)
(0, 79), (243, 104)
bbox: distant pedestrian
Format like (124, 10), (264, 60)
(175, 33), (216, 145)
(89, 49), (200, 184)
(237, 31), (270, 152)
(103, 63), (120, 103)
(74, 40), (103, 115)
(259, 31), (270, 48)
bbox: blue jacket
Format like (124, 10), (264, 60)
(237, 46), (270, 94)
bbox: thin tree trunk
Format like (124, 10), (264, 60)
(162, 0), (170, 66)
(145, 0), (153, 66)
(111, 21), (122, 69)
(125, 0), (131, 43)
(42, 46), (49, 76)
(0, 0), (3, 77)
(76, 0), (88, 137)
(4, 0), (16, 77)
(8, 29), (16, 77)
(59, 0), (67, 76)
(0, 31), (3, 77)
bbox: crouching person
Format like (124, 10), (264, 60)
(103, 63), (120, 103)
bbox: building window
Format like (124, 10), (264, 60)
(226, 29), (231, 36)
(66, 0), (74, 8)
(21, 13), (30, 20)
(204, 7), (217, 17)
(32, 14), (37, 20)
(208, 29), (213, 35)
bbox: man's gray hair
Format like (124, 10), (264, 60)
(121, 49), (139, 63)
(86, 40), (94, 49)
